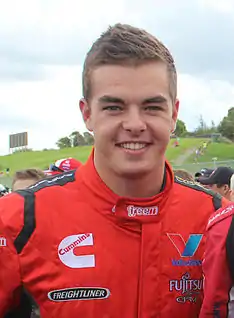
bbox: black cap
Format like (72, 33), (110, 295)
(195, 168), (213, 179)
(198, 166), (234, 186)
(200, 168), (214, 177)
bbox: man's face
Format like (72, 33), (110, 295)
(80, 62), (179, 177)
(207, 184), (231, 200)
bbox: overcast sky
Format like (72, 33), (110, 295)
(1, 0), (234, 155)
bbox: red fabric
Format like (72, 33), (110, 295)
(199, 204), (234, 318)
(55, 158), (82, 171)
(43, 169), (60, 176)
(0, 153), (228, 317)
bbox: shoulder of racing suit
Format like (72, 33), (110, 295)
(204, 203), (234, 283)
(1, 170), (77, 255)
(0, 170), (77, 318)
(27, 169), (76, 193)
(206, 203), (234, 231)
(174, 175), (223, 211)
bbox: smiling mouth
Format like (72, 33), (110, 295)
(116, 142), (149, 150)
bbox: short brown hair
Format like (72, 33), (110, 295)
(12, 168), (46, 186)
(82, 23), (177, 101)
(174, 169), (194, 182)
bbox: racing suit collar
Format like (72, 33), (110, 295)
(78, 149), (174, 224)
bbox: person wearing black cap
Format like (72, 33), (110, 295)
(198, 166), (234, 200)
(194, 168), (213, 181)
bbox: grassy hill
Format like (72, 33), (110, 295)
(1, 137), (233, 188)
(187, 142), (234, 162)
(166, 138), (208, 165)
(0, 146), (93, 173)
(1, 137), (233, 189)
(176, 141), (234, 174)
(0, 138), (208, 174)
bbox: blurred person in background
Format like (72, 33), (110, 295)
(194, 168), (214, 182)
(0, 184), (10, 197)
(200, 184), (234, 317)
(12, 169), (46, 191)
(230, 173), (234, 202)
(44, 157), (82, 176)
(198, 166), (234, 200)
(174, 169), (194, 182)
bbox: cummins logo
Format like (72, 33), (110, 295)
(48, 287), (110, 302)
(58, 233), (95, 268)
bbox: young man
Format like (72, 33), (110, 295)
(0, 24), (229, 317)
(198, 166), (234, 200)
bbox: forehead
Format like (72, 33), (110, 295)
(90, 62), (170, 101)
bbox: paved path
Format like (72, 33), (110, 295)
(173, 147), (195, 166)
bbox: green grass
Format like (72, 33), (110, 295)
(186, 142), (234, 163)
(196, 143), (234, 162)
(166, 138), (208, 163)
(178, 141), (234, 175)
(0, 138), (208, 175)
(1, 138), (231, 187)
(0, 146), (93, 174)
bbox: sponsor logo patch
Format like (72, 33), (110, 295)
(167, 233), (203, 266)
(127, 205), (158, 217)
(48, 287), (110, 302)
(0, 237), (6, 247)
(169, 272), (203, 304)
(58, 233), (95, 269)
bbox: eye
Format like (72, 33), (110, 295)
(144, 105), (162, 111)
(103, 105), (123, 111)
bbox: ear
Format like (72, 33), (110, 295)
(224, 184), (230, 195)
(79, 98), (93, 132)
(171, 99), (179, 133)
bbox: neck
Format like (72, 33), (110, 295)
(94, 155), (165, 198)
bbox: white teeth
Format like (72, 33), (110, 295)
(120, 143), (147, 150)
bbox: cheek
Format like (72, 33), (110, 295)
(92, 119), (117, 145)
(93, 113), (120, 133)
(149, 116), (172, 137)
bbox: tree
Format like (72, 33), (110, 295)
(69, 131), (85, 147)
(174, 119), (187, 136)
(210, 120), (217, 132)
(218, 107), (234, 141)
(195, 115), (208, 134)
(83, 132), (94, 145)
(56, 137), (71, 149)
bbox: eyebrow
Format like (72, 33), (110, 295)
(98, 95), (125, 104)
(98, 95), (168, 105)
(142, 96), (168, 104)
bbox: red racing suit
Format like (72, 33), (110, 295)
(0, 153), (228, 318)
(199, 204), (234, 318)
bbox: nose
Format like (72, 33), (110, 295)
(122, 106), (146, 134)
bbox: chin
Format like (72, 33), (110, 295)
(115, 165), (152, 179)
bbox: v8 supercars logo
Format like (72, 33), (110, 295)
(167, 233), (203, 266)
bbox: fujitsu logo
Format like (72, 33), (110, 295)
(127, 205), (158, 217)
